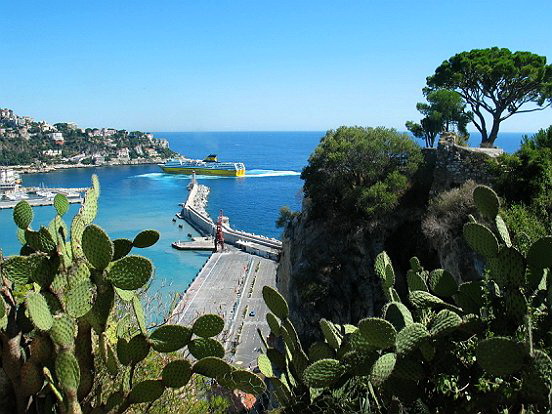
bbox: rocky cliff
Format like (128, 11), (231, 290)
(276, 140), (501, 345)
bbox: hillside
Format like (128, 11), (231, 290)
(0, 108), (176, 166)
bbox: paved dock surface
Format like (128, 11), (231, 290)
(170, 249), (277, 368)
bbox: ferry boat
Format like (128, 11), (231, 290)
(159, 155), (246, 177)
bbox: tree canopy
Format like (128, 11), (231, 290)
(301, 126), (422, 219)
(426, 47), (552, 147)
(406, 89), (470, 147)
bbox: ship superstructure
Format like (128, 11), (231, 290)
(159, 155), (246, 177)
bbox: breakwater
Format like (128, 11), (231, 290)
(177, 179), (282, 256)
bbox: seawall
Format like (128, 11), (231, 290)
(178, 180), (283, 252)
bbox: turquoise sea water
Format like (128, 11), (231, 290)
(0, 130), (530, 298)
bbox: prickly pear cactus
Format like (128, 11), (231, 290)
(0, 175), (266, 414)
(257, 184), (552, 413)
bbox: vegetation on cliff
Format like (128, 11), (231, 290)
(262, 185), (552, 413)
(301, 126), (422, 220)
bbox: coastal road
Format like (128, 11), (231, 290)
(171, 248), (277, 367)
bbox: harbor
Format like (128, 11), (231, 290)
(0, 168), (86, 209)
(170, 176), (281, 367)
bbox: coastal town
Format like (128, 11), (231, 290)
(0, 107), (176, 171)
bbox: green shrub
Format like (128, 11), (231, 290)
(301, 126), (422, 220)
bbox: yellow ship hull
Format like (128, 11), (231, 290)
(161, 166), (246, 177)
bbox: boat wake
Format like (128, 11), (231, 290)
(133, 169), (300, 180)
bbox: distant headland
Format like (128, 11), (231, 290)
(0, 107), (178, 172)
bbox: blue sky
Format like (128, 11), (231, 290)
(1, 1), (551, 132)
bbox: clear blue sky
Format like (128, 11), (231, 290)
(1, 0), (551, 132)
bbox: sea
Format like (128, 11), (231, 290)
(0, 130), (530, 303)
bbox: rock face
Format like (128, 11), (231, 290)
(277, 139), (498, 345)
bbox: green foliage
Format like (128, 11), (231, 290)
(426, 47), (552, 147)
(491, 126), (552, 235)
(406, 89), (470, 147)
(0, 175), (265, 414)
(258, 184), (552, 413)
(301, 126), (422, 219)
(275, 205), (300, 228)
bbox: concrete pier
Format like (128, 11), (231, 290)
(177, 180), (282, 257)
(170, 248), (277, 367)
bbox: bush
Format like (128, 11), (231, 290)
(275, 206), (299, 228)
(491, 125), (552, 227)
(501, 203), (548, 254)
(301, 126), (422, 220)
(422, 180), (477, 242)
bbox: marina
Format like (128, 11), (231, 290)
(0, 168), (86, 209)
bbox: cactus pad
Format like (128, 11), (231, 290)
(303, 358), (345, 388)
(91, 174), (100, 196)
(132, 296), (147, 334)
(116, 338), (131, 366)
(82, 224), (114, 270)
(370, 353), (396, 386)
(473, 185), (499, 219)
(504, 288), (527, 323)
(66, 280), (94, 318)
(189, 337), (225, 359)
(495, 214), (511, 247)
(527, 236), (552, 270)
(409, 256), (422, 272)
(257, 354), (274, 377)
(358, 317), (397, 349)
(80, 188), (98, 225)
(29, 335), (54, 363)
(476, 337), (524, 376)
(127, 334), (151, 365)
(28, 253), (56, 287)
(108, 255), (153, 290)
(429, 269), (458, 297)
(455, 281), (484, 314)
(463, 222), (499, 258)
(55, 351), (80, 391)
(3, 255), (30, 285)
(26, 227), (57, 253)
(407, 270), (428, 292)
(53, 194), (69, 216)
(262, 286), (289, 320)
(13, 200), (33, 229)
(50, 314), (76, 347)
(319, 319), (341, 350)
(228, 369), (267, 395)
(133, 230), (160, 248)
(192, 314), (225, 338)
(396, 323), (430, 356)
(384, 302), (413, 331)
(112, 238), (133, 261)
(162, 359), (192, 388)
(26, 292), (53, 331)
(409, 290), (446, 309)
(266, 312), (280, 336)
(20, 361), (44, 396)
(114, 286), (135, 302)
(374, 251), (392, 284)
(430, 309), (462, 336)
(129, 380), (165, 403)
(192, 357), (233, 380)
(149, 325), (192, 352)
(489, 246), (525, 288)
(268, 377), (292, 406)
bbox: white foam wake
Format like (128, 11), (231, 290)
(133, 169), (300, 180)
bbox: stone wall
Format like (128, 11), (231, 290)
(429, 138), (503, 193)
